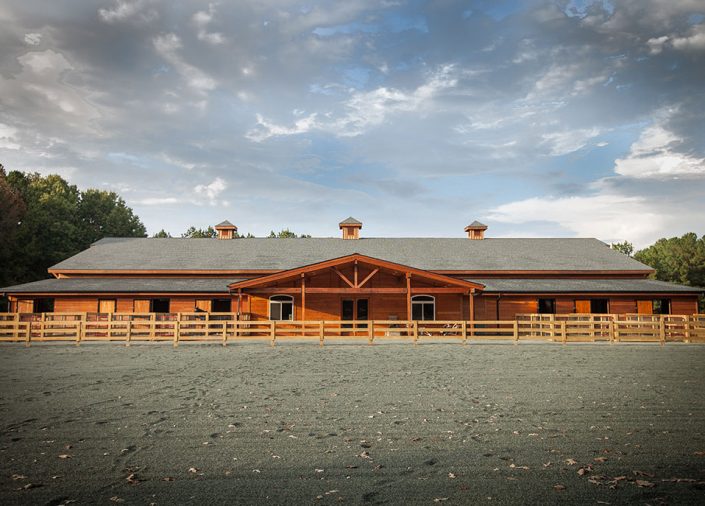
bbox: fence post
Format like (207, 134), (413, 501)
(513, 321), (519, 344)
(684, 316), (691, 343)
(25, 321), (31, 347)
(150, 313), (156, 341)
(270, 321), (276, 347)
(659, 316), (665, 346)
(319, 321), (324, 347)
(614, 320), (620, 343)
(40, 312), (46, 341)
(76, 321), (82, 346)
(608, 320), (614, 344)
(561, 321), (567, 344)
(126, 320), (132, 347)
(368, 321), (374, 345)
(173, 320), (179, 348)
(222, 321), (228, 346)
(462, 320), (467, 345)
(412, 321), (418, 345)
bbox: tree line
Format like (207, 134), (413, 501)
(0, 169), (310, 288)
(1, 169), (703, 310)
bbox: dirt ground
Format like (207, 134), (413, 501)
(0, 342), (704, 505)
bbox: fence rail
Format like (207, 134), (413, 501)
(0, 313), (703, 346)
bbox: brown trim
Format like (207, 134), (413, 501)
(49, 269), (279, 277)
(481, 292), (701, 297)
(436, 270), (655, 277)
(2, 291), (230, 297)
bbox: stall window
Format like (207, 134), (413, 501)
(537, 298), (555, 314)
(411, 295), (435, 321)
(269, 295), (294, 321)
(590, 299), (609, 314)
(35, 298), (55, 313)
(150, 298), (170, 313)
(653, 299), (671, 315)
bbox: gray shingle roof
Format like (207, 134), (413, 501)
(215, 220), (236, 228)
(468, 278), (703, 293)
(48, 237), (653, 272)
(0, 278), (240, 294)
(339, 217), (362, 225)
(466, 221), (487, 228)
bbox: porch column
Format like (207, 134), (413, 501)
(301, 274), (306, 321)
(406, 273), (412, 320)
(237, 289), (242, 320)
(469, 289), (475, 321)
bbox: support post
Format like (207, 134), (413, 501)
(301, 274), (306, 323)
(406, 273), (412, 321)
(368, 321), (374, 345)
(237, 289), (242, 320)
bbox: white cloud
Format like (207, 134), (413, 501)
(614, 124), (705, 178)
(194, 177), (228, 205)
(193, 4), (226, 45)
(153, 33), (217, 94)
(135, 197), (179, 206)
(488, 193), (665, 246)
(246, 65), (458, 141)
(541, 127), (601, 156)
(23, 32), (41, 45)
(646, 24), (705, 54)
(0, 123), (21, 150)
(99, 0), (157, 24)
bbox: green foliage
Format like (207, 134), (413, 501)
(152, 229), (172, 238)
(79, 189), (146, 244)
(611, 241), (634, 257)
(0, 169), (146, 287)
(267, 228), (312, 238)
(634, 233), (705, 311)
(634, 233), (705, 287)
(181, 226), (217, 238)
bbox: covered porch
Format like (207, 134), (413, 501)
(228, 254), (483, 322)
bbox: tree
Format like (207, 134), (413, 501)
(152, 229), (172, 238)
(78, 189), (146, 244)
(0, 169), (147, 287)
(634, 233), (705, 287)
(182, 226), (217, 238)
(267, 228), (312, 238)
(0, 165), (26, 250)
(611, 241), (634, 256)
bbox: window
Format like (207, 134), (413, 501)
(653, 299), (671, 315)
(150, 298), (170, 313)
(35, 298), (55, 313)
(269, 295), (293, 321)
(211, 298), (231, 312)
(590, 299), (609, 314)
(538, 298), (555, 314)
(411, 295), (435, 321)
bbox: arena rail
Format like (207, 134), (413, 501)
(0, 313), (703, 346)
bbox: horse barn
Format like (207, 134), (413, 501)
(1, 218), (701, 322)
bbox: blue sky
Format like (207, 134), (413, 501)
(0, 0), (704, 247)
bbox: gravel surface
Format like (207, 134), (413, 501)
(1, 343), (704, 505)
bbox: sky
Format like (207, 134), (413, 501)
(0, 0), (704, 247)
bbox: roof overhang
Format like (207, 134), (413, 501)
(228, 254), (485, 292)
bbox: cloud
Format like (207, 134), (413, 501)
(0, 123), (21, 150)
(541, 128), (601, 156)
(614, 120), (705, 178)
(246, 64), (459, 141)
(23, 32), (41, 45)
(153, 33), (217, 94)
(193, 4), (226, 45)
(194, 177), (228, 205)
(99, 0), (158, 24)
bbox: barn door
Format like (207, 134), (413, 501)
(133, 299), (151, 313)
(574, 300), (591, 314)
(195, 299), (211, 312)
(17, 299), (34, 313)
(98, 299), (116, 313)
(637, 300), (652, 314)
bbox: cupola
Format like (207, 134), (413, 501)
(464, 220), (487, 240)
(339, 217), (362, 240)
(214, 220), (238, 240)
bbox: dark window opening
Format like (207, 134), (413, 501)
(590, 299), (609, 314)
(356, 299), (369, 320)
(0, 296), (8, 312)
(35, 298), (55, 313)
(150, 298), (170, 313)
(211, 298), (231, 312)
(341, 299), (354, 321)
(411, 295), (435, 321)
(653, 299), (671, 315)
(270, 295), (293, 321)
(538, 298), (555, 314)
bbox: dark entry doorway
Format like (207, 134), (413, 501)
(342, 298), (369, 328)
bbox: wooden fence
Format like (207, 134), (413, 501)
(0, 312), (703, 346)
